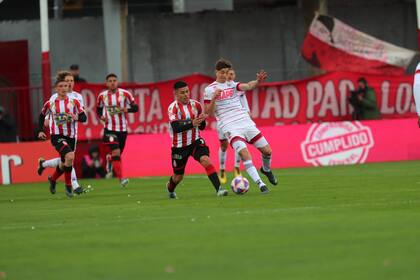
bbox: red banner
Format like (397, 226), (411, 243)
(74, 72), (416, 140)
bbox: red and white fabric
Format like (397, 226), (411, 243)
(97, 88), (135, 132)
(168, 99), (202, 148)
(49, 91), (84, 137)
(204, 81), (255, 132)
(41, 95), (84, 138)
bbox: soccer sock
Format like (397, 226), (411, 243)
(234, 151), (241, 168)
(42, 158), (61, 168)
(51, 166), (64, 181)
(71, 167), (79, 190)
(219, 148), (226, 171)
(243, 160), (265, 188)
(63, 165), (72, 187)
(167, 177), (178, 193)
(111, 156), (122, 179)
(205, 164), (221, 192)
(262, 154), (272, 172)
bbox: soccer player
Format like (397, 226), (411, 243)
(166, 81), (228, 199)
(217, 68), (249, 182)
(204, 59), (278, 194)
(37, 71), (85, 194)
(413, 62), (420, 127)
(96, 73), (138, 187)
(37, 77), (87, 197)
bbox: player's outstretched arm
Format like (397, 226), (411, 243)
(238, 70), (267, 91)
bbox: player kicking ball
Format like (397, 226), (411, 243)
(204, 59), (278, 194)
(217, 68), (248, 182)
(166, 81), (228, 199)
(37, 71), (85, 195)
(96, 73), (138, 187)
(37, 77), (87, 197)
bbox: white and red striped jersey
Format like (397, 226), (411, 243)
(97, 88), (135, 132)
(41, 95), (84, 138)
(168, 99), (203, 148)
(204, 81), (254, 131)
(49, 91), (84, 137)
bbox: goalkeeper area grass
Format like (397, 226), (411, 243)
(1, 161), (420, 280)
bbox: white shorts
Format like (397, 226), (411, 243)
(217, 126), (227, 141)
(225, 125), (263, 146)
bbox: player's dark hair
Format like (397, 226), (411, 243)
(173, 81), (188, 90)
(54, 77), (66, 86)
(358, 77), (367, 86)
(56, 70), (73, 81)
(106, 73), (118, 80)
(215, 58), (232, 71)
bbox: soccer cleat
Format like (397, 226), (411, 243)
(219, 170), (227, 184)
(120, 178), (129, 187)
(260, 167), (278, 185)
(73, 186), (86, 195)
(37, 158), (46, 176)
(234, 167), (242, 177)
(48, 176), (56, 194)
(168, 192), (177, 199)
(65, 185), (73, 198)
(217, 188), (228, 197)
(259, 185), (269, 194)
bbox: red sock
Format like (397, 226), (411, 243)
(64, 166), (72, 186)
(51, 166), (64, 181)
(205, 164), (216, 175)
(112, 156), (122, 179)
(167, 177), (178, 192)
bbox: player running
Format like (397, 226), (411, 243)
(166, 81), (228, 199)
(204, 59), (277, 194)
(96, 73), (138, 187)
(37, 71), (85, 194)
(37, 77), (87, 197)
(217, 68), (249, 183)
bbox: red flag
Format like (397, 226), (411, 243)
(301, 14), (417, 75)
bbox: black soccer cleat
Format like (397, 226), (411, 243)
(73, 186), (86, 195)
(65, 185), (73, 198)
(48, 176), (56, 194)
(37, 158), (46, 176)
(260, 167), (278, 185)
(259, 185), (269, 194)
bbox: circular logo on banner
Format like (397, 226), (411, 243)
(301, 121), (374, 166)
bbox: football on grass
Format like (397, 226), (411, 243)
(230, 176), (250, 194)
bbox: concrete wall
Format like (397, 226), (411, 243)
(0, 1), (418, 86)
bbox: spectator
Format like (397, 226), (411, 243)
(348, 78), (380, 120)
(69, 64), (87, 83)
(81, 145), (106, 178)
(0, 106), (17, 142)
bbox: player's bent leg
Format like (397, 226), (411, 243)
(167, 174), (183, 199)
(110, 148), (128, 187)
(234, 151), (242, 177)
(199, 155), (228, 196)
(63, 152), (75, 197)
(256, 141), (278, 186)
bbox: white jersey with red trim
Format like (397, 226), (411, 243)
(413, 63), (420, 116)
(41, 95), (84, 138)
(97, 88), (135, 132)
(168, 99), (202, 148)
(49, 91), (84, 137)
(204, 81), (254, 132)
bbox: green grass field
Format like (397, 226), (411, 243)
(1, 161), (420, 280)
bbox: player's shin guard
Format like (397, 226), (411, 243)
(111, 156), (122, 179)
(219, 148), (226, 170)
(167, 177), (178, 193)
(262, 154), (272, 172)
(234, 151), (241, 168)
(243, 160), (265, 188)
(51, 166), (64, 181)
(205, 164), (221, 192)
(43, 157), (61, 168)
(71, 167), (79, 190)
(63, 165), (72, 187)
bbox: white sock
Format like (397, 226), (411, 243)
(42, 158), (61, 168)
(234, 151), (241, 168)
(219, 148), (226, 170)
(262, 154), (272, 172)
(71, 167), (79, 190)
(243, 160), (265, 188)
